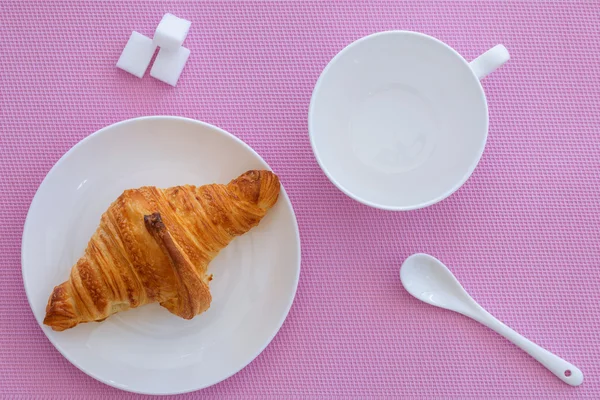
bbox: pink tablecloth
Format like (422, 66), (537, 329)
(1, 1), (599, 398)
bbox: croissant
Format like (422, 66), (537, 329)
(43, 170), (280, 331)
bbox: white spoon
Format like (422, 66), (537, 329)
(400, 253), (583, 386)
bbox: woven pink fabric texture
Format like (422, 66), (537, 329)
(1, 1), (599, 398)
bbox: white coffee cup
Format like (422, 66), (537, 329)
(309, 31), (509, 210)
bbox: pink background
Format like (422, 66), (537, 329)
(1, 1), (599, 398)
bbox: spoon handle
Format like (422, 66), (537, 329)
(468, 307), (583, 386)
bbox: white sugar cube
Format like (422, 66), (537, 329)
(116, 31), (157, 78)
(153, 13), (191, 50)
(150, 46), (190, 86)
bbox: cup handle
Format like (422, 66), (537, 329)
(469, 44), (510, 80)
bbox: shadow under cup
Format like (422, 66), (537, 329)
(309, 31), (489, 210)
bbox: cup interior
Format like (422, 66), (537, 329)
(309, 31), (488, 210)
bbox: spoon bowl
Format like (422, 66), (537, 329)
(400, 253), (477, 315)
(400, 253), (584, 387)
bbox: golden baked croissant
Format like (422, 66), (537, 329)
(44, 170), (280, 331)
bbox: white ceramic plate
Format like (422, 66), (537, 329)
(21, 116), (301, 395)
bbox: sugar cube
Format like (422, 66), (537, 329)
(150, 46), (190, 87)
(153, 13), (191, 50)
(116, 31), (157, 78)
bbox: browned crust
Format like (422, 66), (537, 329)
(43, 170), (280, 330)
(144, 213), (211, 319)
(228, 170), (280, 209)
(43, 282), (79, 331)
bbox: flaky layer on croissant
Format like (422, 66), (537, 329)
(44, 170), (280, 331)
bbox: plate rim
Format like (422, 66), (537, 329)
(21, 115), (302, 395)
